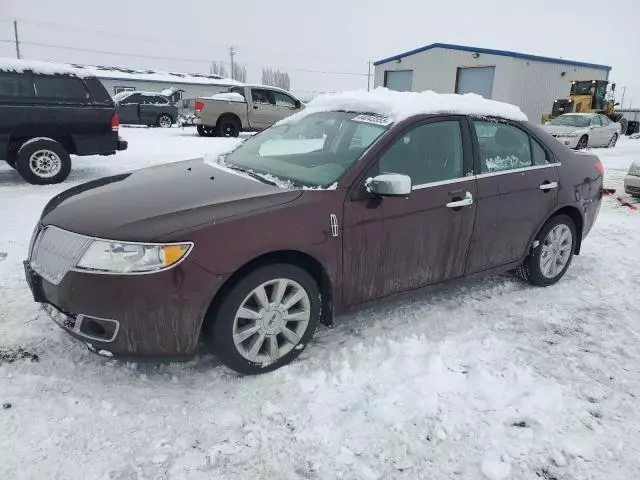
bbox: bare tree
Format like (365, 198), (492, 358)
(209, 61), (227, 78)
(262, 68), (291, 90)
(232, 64), (247, 83)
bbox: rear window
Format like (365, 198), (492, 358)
(83, 77), (113, 104)
(0, 72), (33, 98)
(33, 75), (90, 100)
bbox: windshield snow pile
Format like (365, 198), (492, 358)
(286, 88), (528, 124)
(0, 58), (89, 77)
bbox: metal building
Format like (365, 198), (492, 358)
(69, 64), (242, 100)
(373, 43), (611, 123)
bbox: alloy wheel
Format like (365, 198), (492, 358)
(539, 224), (573, 279)
(232, 278), (311, 363)
(29, 149), (62, 178)
(159, 115), (172, 128)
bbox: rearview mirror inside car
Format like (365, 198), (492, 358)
(365, 174), (412, 197)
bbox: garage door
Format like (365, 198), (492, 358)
(456, 67), (495, 99)
(385, 70), (413, 92)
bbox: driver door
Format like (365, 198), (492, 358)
(342, 117), (477, 306)
(117, 93), (141, 124)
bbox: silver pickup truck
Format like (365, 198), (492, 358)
(194, 85), (304, 137)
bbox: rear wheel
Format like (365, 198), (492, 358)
(15, 139), (71, 185)
(516, 215), (576, 287)
(576, 135), (588, 150)
(217, 116), (240, 137)
(197, 125), (216, 137)
(205, 264), (320, 375)
(607, 133), (618, 148)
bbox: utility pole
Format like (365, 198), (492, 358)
(620, 86), (627, 108)
(367, 60), (372, 91)
(229, 46), (236, 80)
(13, 19), (21, 59)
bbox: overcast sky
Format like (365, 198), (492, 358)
(1, 0), (639, 106)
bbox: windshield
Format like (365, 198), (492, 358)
(549, 115), (591, 128)
(224, 111), (390, 188)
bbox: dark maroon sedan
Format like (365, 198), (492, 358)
(24, 98), (603, 374)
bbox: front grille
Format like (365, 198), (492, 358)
(30, 226), (91, 285)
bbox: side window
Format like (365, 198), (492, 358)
(156, 96), (169, 104)
(124, 93), (142, 104)
(473, 121), (532, 173)
(33, 75), (89, 100)
(378, 120), (464, 186)
(251, 89), (275, 105)
(230, 87), (246, 98)
(114, 86), (135, 94)
(83, 78), (112, 103)
(273, 92), (297, 108)
(591, 116), (602, 126)
(0, 72), (33, 97)
(531, 137), (549, 166)
(600, 115), (610, 126)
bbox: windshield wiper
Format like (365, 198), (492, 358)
(226, 164), (278, 186)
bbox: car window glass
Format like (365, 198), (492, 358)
(83, 78), (112, 103)
(0, 72), (33, 97)
(473, 121), (532, 173)
(124, 93), (142, 104)
(378, 120), (464, 185)
(33, 75), (89, 100)
(230, 87), (246, 98)
(251, 89), (274, 105)
(531, 138), (549, 166)
(591, 116), (602, 126)
(273, 92), (296, 108)
(600, 115), (610, 126)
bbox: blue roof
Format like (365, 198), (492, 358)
(373, 43), (612, 71)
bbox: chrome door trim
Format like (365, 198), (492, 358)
(412, 175), (475, 190)
(474, 163), (561, 179)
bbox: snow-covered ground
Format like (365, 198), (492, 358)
(1, 127), (639, 480)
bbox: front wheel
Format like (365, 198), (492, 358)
(15, 138), (71, 185)
(157, 114), (173, 128)
(516, 215), (576, 287)
(206, 264), (320, 375)
(576, 135), (588, 150)
(197, 125), (216, 137)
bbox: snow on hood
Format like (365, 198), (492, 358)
(0, 57), (90, 77)
(209, 92), (246, 102)
(279, 88), (528, 125)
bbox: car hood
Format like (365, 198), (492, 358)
(41, 159), (302, 241)
(543, 125), (587, 135)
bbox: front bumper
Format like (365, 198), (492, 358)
(625, 174), (640, 196)
(551, 135), (580, 148)
(24, 258), (226, 357)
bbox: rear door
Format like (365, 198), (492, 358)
(465, 119), (559, 274)
(118, 93), (141, 124)
(342, 116), (477, 305)
(250, 88), (280, 129)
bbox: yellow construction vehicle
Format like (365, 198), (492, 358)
(542, 80), (627, 133)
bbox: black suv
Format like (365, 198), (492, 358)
(113, 91), (178, 128)
(0, 59), (127, 185)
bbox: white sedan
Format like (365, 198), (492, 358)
(543, 113), (621, 149)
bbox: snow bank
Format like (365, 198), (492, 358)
(0, 57), (89, 77)
(209, 92), (246, 103)
(283, 88), (527, 125)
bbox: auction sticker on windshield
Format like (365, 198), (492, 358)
(352, 114), (393, 126)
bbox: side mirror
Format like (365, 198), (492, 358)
(365, 174), (412, 197)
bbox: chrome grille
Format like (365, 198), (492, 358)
(30, 226), (91, 285)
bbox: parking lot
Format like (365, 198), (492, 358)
(2, 127), (640, 479)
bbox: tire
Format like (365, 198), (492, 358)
(15, 139), (71, 185)
(157, 114), (173, 128)
(217, 115), (241, 137)
(197, 125), (216, 137)
(576, 135), (588, 150)
(515, 214), (576, 287)
(206, 264), (321, 375)
(607, 133), (618, 148)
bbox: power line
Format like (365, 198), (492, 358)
(19, 40), (370, 77)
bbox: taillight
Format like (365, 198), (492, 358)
(195, 100), (205, 112)
(111, 113), (119, 132)
(595, 159), (604, 176)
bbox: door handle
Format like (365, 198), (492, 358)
(539, 182), (558, 191)
(446, 191), (473, 208)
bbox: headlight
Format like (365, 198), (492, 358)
(75, 240), (192, 274)
(629, 162), (640, 177)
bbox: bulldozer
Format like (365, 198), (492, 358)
(542, 80), (627, 133)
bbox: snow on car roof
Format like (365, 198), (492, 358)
(285, 88), (528, 124)
(0, 57), (90, 77)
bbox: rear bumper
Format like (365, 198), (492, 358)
(117, 138), (128, 151)
(625, 174), (640, 196)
